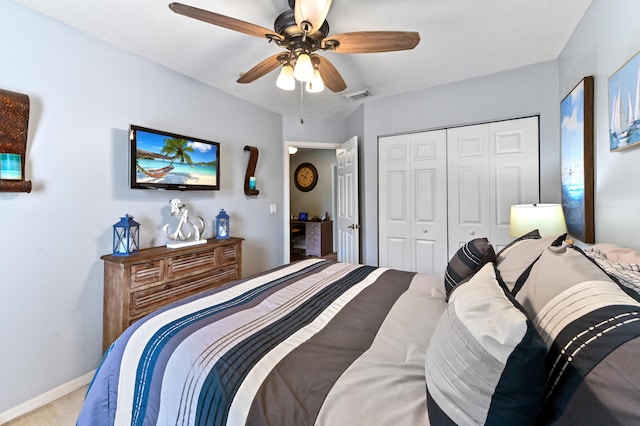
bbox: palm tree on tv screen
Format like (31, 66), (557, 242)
(161, 137), (194, 165)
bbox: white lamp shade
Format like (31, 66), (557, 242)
(305, 68), (324, 93)
(294, 53), (314, 82)
(295, 0), (332, 34)
(509, 204), (568, 238)
(276, 64), (296, 91)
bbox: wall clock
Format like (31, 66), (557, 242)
(294, 162), (318, 192)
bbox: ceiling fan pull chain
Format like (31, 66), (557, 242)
(300, 84), (305, 124)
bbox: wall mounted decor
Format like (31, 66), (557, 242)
(243, 145), (259, 196)
(608, 50), (640, 151)
(294, 162), (318, 192)
(560, 76), (594, 243)
(0, 88), (32, 193)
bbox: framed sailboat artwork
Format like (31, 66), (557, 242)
(608, 50), (640, 152)
(560, 76), (594, 243)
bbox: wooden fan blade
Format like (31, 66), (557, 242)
(237, 54), (283, 84)
(169, 3), (281, 41)
(314, 55), (346, 92)
(323, 31), (420, 53)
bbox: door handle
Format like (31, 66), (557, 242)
(347, 224), (361, 230)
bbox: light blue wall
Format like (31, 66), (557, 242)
(558, 0), (640, 249)
(0, 0), (284, 413)
(283, 115), (346, 143)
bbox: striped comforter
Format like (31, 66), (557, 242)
(78, 259), (447, 425)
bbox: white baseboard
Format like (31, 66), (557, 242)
(0, 370), (95, 424)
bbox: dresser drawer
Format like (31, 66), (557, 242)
(130, 265), (239, 320)
(220, 243), (240, 264)
(168, 248), (216, 280)
(130, 260), (165, 289)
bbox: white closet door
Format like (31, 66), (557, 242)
(447, 117), (540, 255)
(447, 124), (492, 258)
(379, 134), (412, 271)
(379, 116), (539, 270)
(489, 117), (540, 252)
(410, 130), (448, 274)
(379, 130), (447, 273)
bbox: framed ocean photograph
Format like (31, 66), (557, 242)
(608, 50), (640, 151)
(560, 76), (594, 243)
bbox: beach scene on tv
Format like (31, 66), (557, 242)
(135, 129), (218, 186)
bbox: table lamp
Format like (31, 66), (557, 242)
(509, 204), (568, 238)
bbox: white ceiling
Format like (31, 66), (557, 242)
(11, 0), (592, 118)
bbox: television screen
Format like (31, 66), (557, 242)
(130, 125), (220, 191)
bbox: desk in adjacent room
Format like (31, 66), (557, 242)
(291, 220), (333, 257)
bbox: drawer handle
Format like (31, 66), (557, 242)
(164, 284), (170, 290)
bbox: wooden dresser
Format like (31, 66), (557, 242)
(101, 237), (242, 352)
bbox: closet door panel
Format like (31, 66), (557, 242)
(447, 125), (491, 258)
(411, 130), (448, 274)
(489, 117), (540, 249)
(379, 130), (447, 273)
(378, 135), (411, 270)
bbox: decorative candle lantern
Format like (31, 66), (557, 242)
(215, 209), (230, 239)
(112, 214), (140, 256)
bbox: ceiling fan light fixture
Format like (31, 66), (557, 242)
(293, 53), (314, 82)
(294, 0), (332, 35)
(306, 68), (324, 93)
(276, 64), (296, 91)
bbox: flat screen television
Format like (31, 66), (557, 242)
(129, 125), (220, 191)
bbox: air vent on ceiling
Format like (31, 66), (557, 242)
(343, 89), (371, 102)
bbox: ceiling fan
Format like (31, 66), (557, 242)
(168, 0), (420, 93)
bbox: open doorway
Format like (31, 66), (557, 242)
(283, 141), (340, 264)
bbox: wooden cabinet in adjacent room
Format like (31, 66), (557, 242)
(305, 221), (333, 257)
(101, 237), (243, 352)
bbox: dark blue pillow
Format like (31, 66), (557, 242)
(444, 237), (496, 300)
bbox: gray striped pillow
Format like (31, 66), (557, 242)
(515, 245), (640, 424)
(444, 238), (496, 300)
(585, 246), (640, 296)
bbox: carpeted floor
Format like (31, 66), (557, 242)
(3, 385), (87, 426)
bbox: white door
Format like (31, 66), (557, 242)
(411, 131), (449, 273)
(379, 130), (448, 274)
(447, 117), (539, 255)
(336, 136), (359, 263)
(447, 124), (492, 257)
(488, 117), (540, 251)
(378, 134), (412, 271)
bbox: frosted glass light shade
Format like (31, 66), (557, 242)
(509, 204), (568, 238)
(295, 0), (332, 34)
(294, 53), (314, 82)
(306, 68), (324, 93)
(276, 64), (296, 91)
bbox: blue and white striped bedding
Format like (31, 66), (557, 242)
(77, 259), (447, 425)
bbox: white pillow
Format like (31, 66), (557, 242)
(425, 263), (546, 426)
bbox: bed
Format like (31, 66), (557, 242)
(77, 234), (640, 425)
